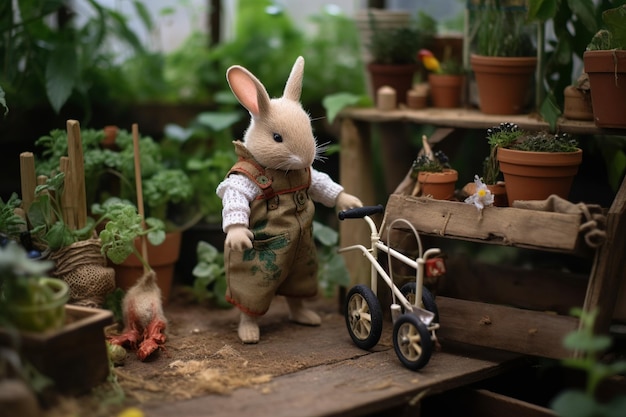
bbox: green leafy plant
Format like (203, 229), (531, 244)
(411, 150), (451, 175)
(313, 221), (350, 298)
(587, 4), (626, 51)
(366, 11), (436, 65)
(321, 92), (372, 125)
(92, 197), (165, 270)
(471, 1), (536, 57)
(483, 122), (524, 184)
(438, 58), (466, 75)
(34, 127), (194, 232)
(25, 170), (165, 266)
(0, 0), (150, 116)
(513, 131), (580, 152)
(0, 193), (27, 244)
(302, 6), (368, 105)
(161, 110), (242, 225)
(26, 172), (96, 251)
(189, 241), (229, 308)
(550, 307), (626, 417)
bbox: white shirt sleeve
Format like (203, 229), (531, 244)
(216, 174), (260, 232)
(309, 168), (343, 207)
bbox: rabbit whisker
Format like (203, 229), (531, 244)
(315, 141), (330, 162)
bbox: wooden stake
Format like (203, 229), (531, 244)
(132, 123), (149, 272)
(66, 119), (87, 229)
(19, 152), (36, 213)
(59, 156), (76, 230)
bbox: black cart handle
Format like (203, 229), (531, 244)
(338, 205), (385, 220)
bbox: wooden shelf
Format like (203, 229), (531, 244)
(337, 107), (626, 360)
(339, 106), (626, 136)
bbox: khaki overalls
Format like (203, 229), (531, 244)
(224, 144), (318, 316)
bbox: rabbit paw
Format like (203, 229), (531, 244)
(286, 297), (321, 326)
(225, 225), (254, 251)
(238, 313), (260, 344)
(336, 192), (363, 212)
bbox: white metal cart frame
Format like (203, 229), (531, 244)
(338, 205), (443, 371)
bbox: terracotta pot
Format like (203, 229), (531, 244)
(418, 169), (458, 200)
(583, 50), (626, 129)
(112, 231), (182, 304)
(470, 54), (537, 115)
(102, 125), (119, 149)
(368, 63), (418, 107)
(563, 85), (593, 121)
(497, 147), (583, 205)
(428, 74), (465, 108)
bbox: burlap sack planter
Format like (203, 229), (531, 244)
(50, 237), (115, 308)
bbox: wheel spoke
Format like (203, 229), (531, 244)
(349, 294), (373, 340)
(398, 323), (422, 360)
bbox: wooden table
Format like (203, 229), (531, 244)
(143, 299), (525, 417)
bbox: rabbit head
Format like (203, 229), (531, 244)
(226, 56), (319, 170)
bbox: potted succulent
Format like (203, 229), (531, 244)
(363, 11), (436, 107)
(410, 136), (458, 200)
(583, 4), (626, 129)
(489, 123), (582, 205)
(469, 1), (537, 115)
(418, 48), (466, 108)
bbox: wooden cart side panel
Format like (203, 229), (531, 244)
(436, 296), (579, 359)
(384, 194), (583, 252)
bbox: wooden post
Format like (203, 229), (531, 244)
(59, 156), (76, 230)
(19, 152), (37, 214)
(66, 119), (87, 229)
(339, 118), (377, 288)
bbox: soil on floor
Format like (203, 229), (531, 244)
(42, 286), (365, 417)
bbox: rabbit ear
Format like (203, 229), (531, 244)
(226, 65), (271, 117)
(282, 56), (304, 102)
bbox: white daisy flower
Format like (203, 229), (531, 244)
(465, 175), (494, 210)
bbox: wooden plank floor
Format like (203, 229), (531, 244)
(143, 296), (524, 417)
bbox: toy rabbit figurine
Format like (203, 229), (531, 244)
(217, 56), (362, 344)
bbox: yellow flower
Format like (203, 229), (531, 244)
(118, 407), (144, 417)
(418, 49), (441, 73)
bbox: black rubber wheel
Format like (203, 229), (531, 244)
(393, 314), (433, 371)
(344, 284), (383, 350)
(399, 282), (439, 323)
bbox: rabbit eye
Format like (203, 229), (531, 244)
(273, 133), (283, 143)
